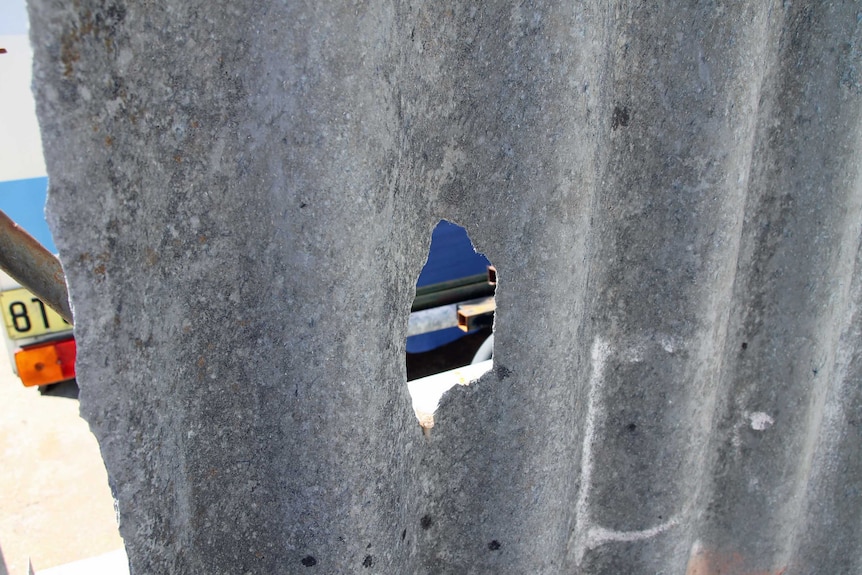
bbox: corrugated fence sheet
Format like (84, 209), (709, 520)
(30, 0), (862, 573)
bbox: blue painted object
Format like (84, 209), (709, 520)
(0, 177), (56, 253)
(407, 220), (491, 353)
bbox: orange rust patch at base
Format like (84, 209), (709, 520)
(686, 542), (786, 575)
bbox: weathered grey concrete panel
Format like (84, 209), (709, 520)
(27, 0), (862, 573)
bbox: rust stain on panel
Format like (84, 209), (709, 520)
(686, 543), (787, 575)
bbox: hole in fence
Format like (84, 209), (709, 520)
(405, 220), (496, 430)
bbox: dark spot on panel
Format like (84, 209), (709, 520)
(496, 365), (512, 380)
(363, 555), (374, 568)
(626, 423), (637, 432)
(741, 342), (748, 350)
(401, 529), (407, 540)
(301, 555), (317, 567)
(611, 105), (630, 130)
(366, 543), (372, 549)
(420, 514), (433, 530)
(488, 540), (502, 551)
(300, 202), (308, 208)
(104, 4), (127, 26)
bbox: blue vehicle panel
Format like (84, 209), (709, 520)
(407, 220), (491, 353)
(0, 177), (55, 253)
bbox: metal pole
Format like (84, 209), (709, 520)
(0, 210), (73, 324)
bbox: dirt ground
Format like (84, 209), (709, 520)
(0, 350), (123, 575)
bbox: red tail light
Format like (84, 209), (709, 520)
(15, 338), (76, 387)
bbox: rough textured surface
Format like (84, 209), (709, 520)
(28, 1), (862, 573)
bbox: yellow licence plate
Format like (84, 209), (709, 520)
(0, 288), (72, 340)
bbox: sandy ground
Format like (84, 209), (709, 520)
(0, 349), (123, 575)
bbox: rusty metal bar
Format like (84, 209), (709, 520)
(0, 210), (73, 325)
(487, 265), (496, 286)
(456, 296), (496, 332)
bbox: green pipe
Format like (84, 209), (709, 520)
(414, 273), (489, 298)
(412, 281), (495, 312)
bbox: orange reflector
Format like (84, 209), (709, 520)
(15, 338), (76, 387)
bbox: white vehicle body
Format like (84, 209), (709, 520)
(0, 269), (74, 385)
